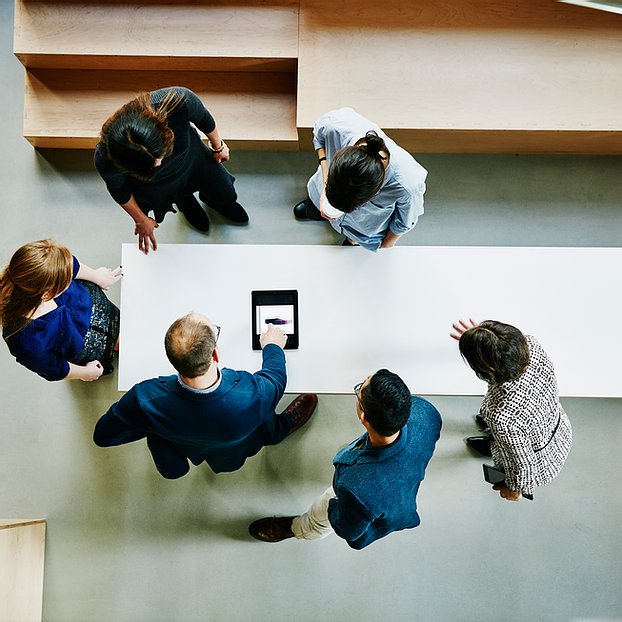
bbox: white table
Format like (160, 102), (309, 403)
(119, 244), (622, 397)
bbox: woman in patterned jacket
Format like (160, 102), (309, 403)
(451, 319), (572, 501)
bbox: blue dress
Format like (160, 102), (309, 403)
(4, 257), (92, 381)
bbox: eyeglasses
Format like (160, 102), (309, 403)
(213, 325), (221, 343)
(353, 381), (365, 413)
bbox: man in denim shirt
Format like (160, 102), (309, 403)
(249, 369), (441, 549)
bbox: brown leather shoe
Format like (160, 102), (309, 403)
(249, 516), (296, 542)
(281, 394), (318, 435)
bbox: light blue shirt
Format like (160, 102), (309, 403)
(177, 369), (222, 394)
(308, 107), (427, 252)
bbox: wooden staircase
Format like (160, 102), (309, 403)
(13, 0), (622, 153)
(14, 1), (299, 150)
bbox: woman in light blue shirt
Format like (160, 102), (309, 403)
(293, 108), (428, 252)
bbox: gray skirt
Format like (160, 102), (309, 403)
(71, 281), (120, 375)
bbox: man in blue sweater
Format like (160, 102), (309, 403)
(249, 369), (441, 549)
(93, 312), (317, 478)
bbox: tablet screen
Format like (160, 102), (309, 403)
(255, 304), (295, 335)
(251, 290), (299, 350)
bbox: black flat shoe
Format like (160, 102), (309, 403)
(466, 435), (492, 456)
(293, 198), (324, 221)
(176, 195), (209, 232)
(208, 201), (249, 224)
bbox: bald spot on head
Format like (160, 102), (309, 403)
(164, 312), (216, 378)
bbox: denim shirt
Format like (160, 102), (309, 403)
(328, 396), (441, 549)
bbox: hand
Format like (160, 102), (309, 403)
(492, 483), (522, 501)
(450, 318), (478, 341)
(380, 230), (401, 249)
(260, 323), (288, 350)
(81, 360), (104, 381)
(134, 217), (159, 254)
(212, 142), (230, 163)
(319, 192), (341, 221)
(93, 266), (123, 290)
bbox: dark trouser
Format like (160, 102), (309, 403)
(203, 412), (294, 474)
(132, 131), (237, 223)
(93, 410), (294, 479)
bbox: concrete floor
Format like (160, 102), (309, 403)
(1, 2), (622, 621)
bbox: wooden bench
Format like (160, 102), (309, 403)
(24, 69), (298, 149)
(297, 0), (622, 154)
(15, 0), (299, 149)
(0, 519), (46, 622)
(13, 0), (622, 153)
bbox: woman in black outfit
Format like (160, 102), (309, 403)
(95, 86), (248, 254)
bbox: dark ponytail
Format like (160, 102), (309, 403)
(360, 130), (389, 160)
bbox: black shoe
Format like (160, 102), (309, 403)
(201, 196), (249, 224)
(176, 195), (209, 232)
(293, 198), (324, 221)
(249, 517), (296, 543)
(281, 394), (318, 435)
(466, 435), (492, 457)
(474, 414), (489, 431)
(341, 238), (356, 246)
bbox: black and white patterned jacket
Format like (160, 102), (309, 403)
(481, 336), (573, 496)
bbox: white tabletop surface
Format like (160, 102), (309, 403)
(118, 244), (622, 397)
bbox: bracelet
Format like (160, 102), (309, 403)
(318, 156), (327, 163)
(208, 139), (226, 153)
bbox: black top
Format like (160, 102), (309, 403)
(94, 87), (216, 205)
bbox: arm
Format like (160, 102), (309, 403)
(94, 145), (158, 254)
(12, 351), (102, 382)
(173, 87), (229, 164)
(450, 318), (478, 340)
(254, 325), (288, 411)
(382, 168), (428, 248)
(490, 419), (537, 499)
(384, 184), (425, 246)
(121, 195), (159, 254)
(379, 230), (403, 249)
(206, 127), (230, 164)
(76, 263), (122, 291)
(93, 389), (146, 447)
(317, 147), (329, 185)
(66, 361), (104, 382)
(327, 485), (375, 548)
(9, 327), (102, 382)
(316, 147), (341, 221)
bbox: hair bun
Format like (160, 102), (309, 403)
(364, 130), (389, 158)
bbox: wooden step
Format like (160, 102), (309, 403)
(14, 0), (298, 71)
(0, 519), (46, 622)
(23, 69), (298, 150)
(297, 0), (622, 154)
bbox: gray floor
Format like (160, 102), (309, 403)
(1, 2), (622, 621)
